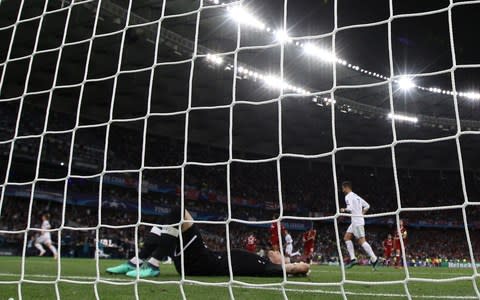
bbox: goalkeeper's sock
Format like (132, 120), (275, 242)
(129, 257), (143, 266)
(345, 240), (356, 260)
(361, 242), (377, 262)
(148, 257), (160, 268)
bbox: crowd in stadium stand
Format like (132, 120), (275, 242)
(0, 106), (480, 265)
(1, 187), (479, 264)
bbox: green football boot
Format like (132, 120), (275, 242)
(106, 262), (136, 275)
(126, 264), (160, 278)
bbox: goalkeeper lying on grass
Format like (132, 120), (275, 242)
(107, 207), (310, 278)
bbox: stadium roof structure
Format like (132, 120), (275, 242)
(1, 0), (480, 170)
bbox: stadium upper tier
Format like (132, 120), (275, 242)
(1, 1), (479, 156)
(0, 104), (479, 220)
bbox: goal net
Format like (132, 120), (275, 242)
(0, 0), (479, 299)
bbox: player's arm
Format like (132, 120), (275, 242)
(360, 198), (370, 215)
(340, 198), (352, 213)
(285, 262), (310, 275)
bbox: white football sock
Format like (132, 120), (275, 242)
(148, 257), (160, 268)
(345, 240), (356, 260)
(130, 257), (143, 265)
(361, 242), (377, 262)
(48, 244), (57, 256)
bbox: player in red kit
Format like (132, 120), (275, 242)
(382, 234), (393, 266)
(393, 220), (407, 268)
(245, 233), (257, 253)
(302, 226), (316, 263)
(270, 217), (286, 251)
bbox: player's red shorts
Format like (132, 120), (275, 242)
(304, 246), (314, 257)
(270, 237), (279, 249)
(393, 239), (407, 251)
(384, 249), (392, 258)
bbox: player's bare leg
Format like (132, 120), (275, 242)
(384, 255), (390, 266)
(394, 249), (402, 268)
(291, 250), (301, 257)
(303, 250), (313, 264)
(45, 241), (58, 259)
(34, 242), (46, 256)
(344, 232), (357, 269)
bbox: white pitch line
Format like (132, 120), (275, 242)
(235, 285), (479, 299)
(0, 273), (131, 282)
(0, 273), (477, 299)
(312, 269), (474, 277)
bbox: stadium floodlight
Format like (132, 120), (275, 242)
(263, 75), (287, 90)
(206, 54), (224, 65)
(388, 113), (418, 123)
(463, 92), (480, 100)
(323, 97), (336, 104)
(227, 5), (266, 30)
(224, 0), (480, 102)
(274, 29), (291, 44)
(302, 43), (336, 63)
(397, 76), (416, 91)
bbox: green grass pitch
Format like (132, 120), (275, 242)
(0, 256), (478, 299)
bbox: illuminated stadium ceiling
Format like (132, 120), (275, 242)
(102, 0), (480, 129)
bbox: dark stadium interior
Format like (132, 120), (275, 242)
(1, 0), (480, 269)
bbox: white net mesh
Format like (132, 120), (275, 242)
(1, 0), (480, 299)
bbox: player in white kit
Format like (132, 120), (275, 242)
(34, 214), (58, 259)
(284, 230), (300, 263)
(340, 181), (378, 270)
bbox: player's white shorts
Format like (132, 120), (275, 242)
(285, 244), (293, 256)
(36, 235), (52, 245)
(347, 224), (365, 238)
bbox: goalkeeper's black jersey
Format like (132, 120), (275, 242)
(173, 225), (283, 277)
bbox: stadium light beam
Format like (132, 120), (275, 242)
(227, 5), (266, 30)
(398, 77), (416, 91)
(221, 0), (480, 103)
(302, 43), (336, 63)
(263, 75), (287, 90)
(388, 113), (418, 123)
(206, 54), (224, 65)
(274, 30), (291, 44)
(463, 92), (480, 101)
